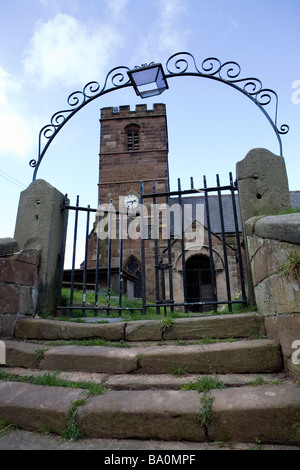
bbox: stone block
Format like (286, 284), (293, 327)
(255, 273), (300, 316)
(138, 340), (282, 374)
(264, 314), (300, 357)
(14, 179), (68, 314)
(0, 314), (17, 339)
(162, 313), (265, 340)
(78, 390), (205, 441)
(0, 238), (18, 256)
(12, 249), (40, 266)
(19, 286), (38, 315)
(286, 358), (300, 381)
(0, 284), (20, 314)
(5, 340), (44, 368)
(236, 148), (290, 224)
(0, 258), (38, 286)
(15, 318), (125, 341)
(254, 213), (300, 244)
(125, 320), (163, 341)
(40, 345), (139, 374)
(251, 238), (297, 286)
(208, 384), (300, 444)
(0, 381), (86, 434)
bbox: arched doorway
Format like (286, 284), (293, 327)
(186, 255), (215, 312)
(124, 256), (142, 298)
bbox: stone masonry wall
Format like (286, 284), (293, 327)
(0, 238), (39, 338)
(245, 213), (300, 379)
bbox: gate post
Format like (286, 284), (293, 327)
(236, 148), (290, 305)
(14, 179), (68, 315)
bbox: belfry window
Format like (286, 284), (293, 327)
(127, 128), (139, 151)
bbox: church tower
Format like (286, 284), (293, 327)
(98, 103), (169, 210)
(88, 103), (169, 297)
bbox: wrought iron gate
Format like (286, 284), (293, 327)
(57, 172), (247, 316)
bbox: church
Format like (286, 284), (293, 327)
(82, 103), (250, 312)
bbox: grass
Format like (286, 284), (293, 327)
(181, 375), (226, 393)
(43, 338), (131, 348)
(249, 376), (283, 386)
(170, 364), (187, 376)
(0, 369), (107, 396)
(0, 420), (17, 437)
(61, 399), (86, 441)
(34, 347), (48, 367)
(180, 375), (226, 429)
(47, 287), (255, 323)
(161, 316), (175, 331)
(58, 288), (159, 319)
(280, 253), (300, 280)
(271, 206), (300, 215)
(199, 392), (214, 427)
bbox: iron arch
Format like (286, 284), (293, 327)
(29, 52), (289, 180)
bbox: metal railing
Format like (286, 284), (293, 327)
(57, 172), (247, 317)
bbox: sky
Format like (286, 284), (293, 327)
(0, 0), (299, 263)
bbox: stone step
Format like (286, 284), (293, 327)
(14, 312), (265, 342)
(1, 366), (290, 391)
(0, 380), (299, 445)
(4, 338), (283, 375)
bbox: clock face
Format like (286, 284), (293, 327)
(124, 194), (139, 210)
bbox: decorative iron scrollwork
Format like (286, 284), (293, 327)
(30, 66), (131, 177)
(30, 52), (289, 180)
(166, 52), (289, 144)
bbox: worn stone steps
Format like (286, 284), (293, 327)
(1, 366), (289, 391)
(1, 312), (299, 446)
(14, 312), (265, 342)
(0, 379), (299, 445)
(4, 338), (283, 375)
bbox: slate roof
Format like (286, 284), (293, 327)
(170, 191), (300, 235)
(290, 191), (300, 209)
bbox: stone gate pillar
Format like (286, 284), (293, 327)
(14, 179), (68, 315)
(236, 148), (290, 305)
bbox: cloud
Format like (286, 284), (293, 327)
(108, 0), (129, 18)
(23, 13), (121, 89)
(135, 0), (190, 61)
(0, 66), (32, 158)
(0, 111), (32, 158)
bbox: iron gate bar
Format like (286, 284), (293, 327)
(203, 175), (217, 310)
(216, 174), (232, 311)
(82, 204), (90, 314)
(106, 200), (113, 315)
(178, 178), (188, 313)
(70, 195), (80, 316)
(57, 193), (69, 308)
(152, 181), (162, 315)
(119, 211), (124, 311)
(145, 300), (245, 308)
(140, 181), (147, 315)
(57, 197), (144, 316)
(140, 173), (247, 313)
(57, 173), (247, 316)
(229, 172), (247, 305)
(142, 185), (234, 198)
(94, 197), (101, 313)
(165, 179), (174, 312)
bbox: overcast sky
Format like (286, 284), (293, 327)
(0, 0), (299, 249)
